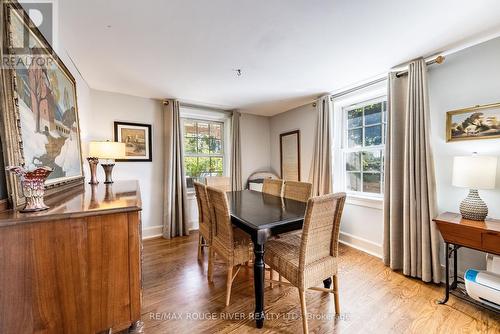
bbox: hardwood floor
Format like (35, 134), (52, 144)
(140, 233), (499, 334)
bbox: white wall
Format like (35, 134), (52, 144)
(87, 90), (165, 238)
(428, 36), (500, 271)
(266, 37), (500, 266)
(269, 102), (384, 257)
(241, 113), (272, 184)
(269, 104), (317, 180)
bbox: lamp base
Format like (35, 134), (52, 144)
(87, 157), (99, 184)
(101, 163), (115, 184)
(460, 189), (488, 221)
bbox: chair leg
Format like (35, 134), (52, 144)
(332, 275), (340, 315)
(270, 267), (274, 288)
(225, 265), (233, 306)
(299, 289), (309, 334)
(197, 235), (203, 262)
(208, 248), (214, 282)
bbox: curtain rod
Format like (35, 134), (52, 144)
(395, 55), (445, 77)
(329, 77), (387, 101)
(163, 100), (232, 114)
(311, 55), (446, 106)
(179, 102), (233, 115)
(312, 76), (387, 106)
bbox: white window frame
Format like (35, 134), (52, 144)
(342, 97), (386, 197)
(332, 82), (387, 208)
(180, 105), (231, 191)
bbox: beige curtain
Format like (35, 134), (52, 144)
(162, 100), (189, 239)
(309, 95), (332, 196)
(383, 59), (441, 283)
(230, 111), (242, 191)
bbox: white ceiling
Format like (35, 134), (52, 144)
(59, 0), (500, 116)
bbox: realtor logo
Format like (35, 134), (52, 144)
(2, 1), (58, 69)
(22, 1), (53, 46)
(10, 0), (56, 51)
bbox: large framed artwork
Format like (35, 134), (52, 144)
(280, 130), (300, 181)
(446, 103), (500, 142)
(114, 121), (152, 162)
(0, 1), (84, 208)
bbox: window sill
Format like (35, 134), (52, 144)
(346, 194), (383, 210)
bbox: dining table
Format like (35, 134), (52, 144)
(226, 189), (332, 329)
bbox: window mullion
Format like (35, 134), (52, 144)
(341, 96), (387, 197)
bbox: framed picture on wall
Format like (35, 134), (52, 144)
(280, 130), (301, 181)
(0, 0), (84, 209)
(446, 102), (500, 142)
(114, 122), (152, 162)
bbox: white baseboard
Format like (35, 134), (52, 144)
(189, 220), (199, 231)
(142, 224), (200, 240)
(142, 225), (163, 239)
(339, 231), (383, 259)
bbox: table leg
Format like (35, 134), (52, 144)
(438, 242), (450, 304)
(253, 242), (265, 328)
(323, 277), (332, 289)
(451, 245), (458, 290)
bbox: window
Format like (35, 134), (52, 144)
(342, 97), (387, 197)
(183, 119), (224, 188)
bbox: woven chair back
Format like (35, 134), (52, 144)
(299, 193), (346, 268)
(206, 186), (233, 249)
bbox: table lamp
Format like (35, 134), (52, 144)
(452, 154), (497, 221)
(88, 141), (126, 184)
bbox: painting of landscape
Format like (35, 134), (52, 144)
(447, 104), (500, 142)
(10, 8), (83, 184)
(114, 122), (152, 162)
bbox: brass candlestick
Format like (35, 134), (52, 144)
(87, 157), (99, 184)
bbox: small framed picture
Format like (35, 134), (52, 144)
(114, 122), (152, 162)
(446, 103), (500, 142)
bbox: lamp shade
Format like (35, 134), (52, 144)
(89, 141), (126, 160)
(452, 155), (497, 189)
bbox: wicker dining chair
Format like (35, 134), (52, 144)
(205, 176), (231, 192)
(264, 192), (346, 334)
(283, 181), (312, 203)
(206, 186), (254, 306)
(262, 178), (283, 197)
(194, 182), (212, 266)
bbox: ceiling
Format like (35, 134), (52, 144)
(58, 0), (500, 116)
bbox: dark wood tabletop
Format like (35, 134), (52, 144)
(227, 189), (307, 230)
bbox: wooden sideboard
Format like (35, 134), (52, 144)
(434, 212), (500, 312)
(0, 180), (143, 333)
(434, 212), (500, 255)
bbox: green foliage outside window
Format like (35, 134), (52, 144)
(183, 120), (224, 186)
(345, 100), (386, 195)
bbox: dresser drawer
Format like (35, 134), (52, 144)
(437, 223), (482, 249)
(482, 231), (500, 255)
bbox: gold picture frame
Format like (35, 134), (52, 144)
(0, 1), (84, 209)
(446, 102), (500, 142)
